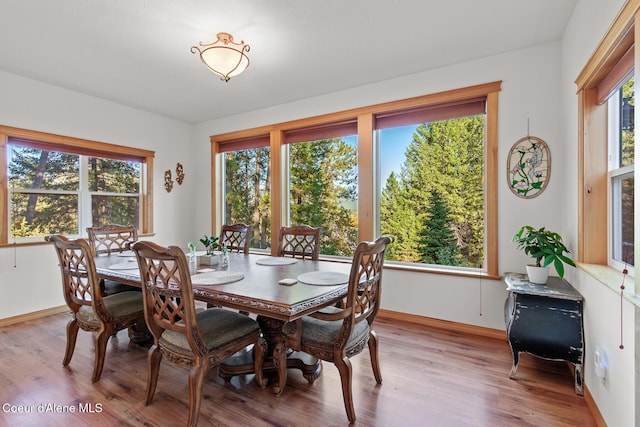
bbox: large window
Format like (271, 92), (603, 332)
(0, 126), (154, 244)
(285, 123), (358, 256)
(608, 76), (635, 272)
(576, 1), (637, 278)
(377, 100), (486, 269)
(223, 146), (271, 249)
(211, 82), (500, 278)
(216, 135), (271, 250)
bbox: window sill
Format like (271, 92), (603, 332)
(257, 252), (502, 281)
(382, 261), (501, 280)
(577, 262), (640, 307)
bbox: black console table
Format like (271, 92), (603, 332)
(504, 273), (584, 395)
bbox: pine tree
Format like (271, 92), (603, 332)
(394, 115), (485, 267)
(419, 190), (463, 265)
(224, 147), (271, 248)
(380, 172), (420, 260)
(289, 138), (357, 256)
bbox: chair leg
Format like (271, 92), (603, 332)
(335, 357), (356, 423)
(145, 345), (162, 405)
(368, 330), (382, 384)
(91, 325), (112, 383)
(187, 362), (208, 427)
(63, 319), (79, 366)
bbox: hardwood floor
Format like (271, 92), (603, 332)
(0, 310), (595, 426)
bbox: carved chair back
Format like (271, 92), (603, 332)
(132, 241), (203, 353)
(49, 235), (105, 317)
(277, 225), (320, 260)
(219, 223), (251, 254)
(87, 224), (138, 256)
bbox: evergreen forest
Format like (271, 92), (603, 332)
(9, 146), (141, 237)
(224, 114), (485, 267)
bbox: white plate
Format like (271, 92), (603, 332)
(297, 271), (349, 286)
(255, 257), (299, 266)
(191, 271), (245, 285)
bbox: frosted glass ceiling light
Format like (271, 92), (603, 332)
(191, 32), (250, 82)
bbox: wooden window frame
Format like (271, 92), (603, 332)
(210, 81), (501, 279)
(0, 125), (154, 245)
(575, 0), (639, 268)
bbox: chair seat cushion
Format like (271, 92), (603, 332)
(77, 291), (144, 324)
(160, 308), (260, 354)
(283, 307), (370, 351)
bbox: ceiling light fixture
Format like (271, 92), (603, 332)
(191, 32), (250, 82)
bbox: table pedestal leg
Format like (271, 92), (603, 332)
(128, 319), (151, 344)
(219, 315), (322, 394)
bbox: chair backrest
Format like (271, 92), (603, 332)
(277, 225), (320, 260)
(219, 223), (251, 254)
(132, 241), (205, 354)
(87, 224), (138, 256)
(48, 235), (105, 317)
(340, 236), (392, 344)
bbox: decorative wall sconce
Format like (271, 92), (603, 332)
(164, 170), (173, 193)
(176, 163), (185, 185)
(191, 32), (250, 82)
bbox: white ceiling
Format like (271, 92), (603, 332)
(0, 0), (577, 124)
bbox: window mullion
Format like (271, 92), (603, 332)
(79, 156), (89, 235)
(608, 91), (621, 169)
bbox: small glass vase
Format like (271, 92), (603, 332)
(220, 248), (229, 268)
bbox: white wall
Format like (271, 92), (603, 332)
(0, 70), (194, 319)
(560, 0), (636, 426)
(193, 41), (566, 331)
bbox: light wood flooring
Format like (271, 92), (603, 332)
(0, 310), (596, 426)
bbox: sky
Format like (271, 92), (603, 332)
(379, 124), (417, 184)
(344, 124), (418, 186)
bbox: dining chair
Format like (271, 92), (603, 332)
(48, 235), (146, 383)
(87, 224), (139, 296)
(281, 236), (392, 423)
(219, 223), (251, 254)
(277, 225), (320, 260)
(87, 224), (138, 255)
(132, 241), (266, 427)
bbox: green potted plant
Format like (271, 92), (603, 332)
(512, 226), (576, 284)
(198, 234), (220, 265)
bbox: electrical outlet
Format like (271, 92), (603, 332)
(594, 345), (608, 380)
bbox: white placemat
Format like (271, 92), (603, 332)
(191, 271), (245, 286)
(116, 250), (135, 257)
(255, 257), (299, 266)
(297, 271), (349, 286)
(108, 261), (139, 270)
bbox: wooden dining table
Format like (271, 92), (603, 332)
(93, 251), (352, 395)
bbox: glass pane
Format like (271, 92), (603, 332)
(224, 147), (271, 249)
(91, 195), (140, 228)
(612, 174), (634, 266)
(620, 77), (634, 167)
(9, 146), (79, 191)
(289, 136), (358, 256)
(11, 193), (78, 237)
(379, 115), (485, 268)
(88, 157), (141, 193)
